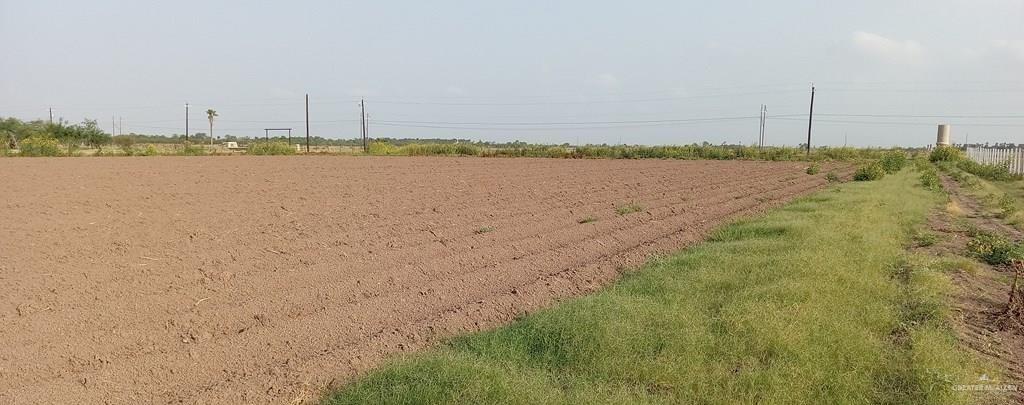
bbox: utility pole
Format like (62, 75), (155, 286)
(112, 116), (116, 136)
(762, 105), (767, 148)
(758, 104), (767, 149)
(305, 93), (310, 153)
(48, 108), (53, 124)
(184, 102), (190, 143)
(119, 116), (123, 136)
(805, 84), (815, 156)
(364, 98), (372, 152)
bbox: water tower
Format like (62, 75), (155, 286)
(936, 124), (951, 146)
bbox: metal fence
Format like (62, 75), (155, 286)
(965, 146), (1024, 175)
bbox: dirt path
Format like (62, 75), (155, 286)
(0, 157), (847, 404)
(926, 174), (1023, 403)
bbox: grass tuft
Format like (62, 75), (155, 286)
(614, 203), (644, 216)
(474, 226), (496, 234)
(577, 216), (598, 224)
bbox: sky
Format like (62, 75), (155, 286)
(2, 0), (1023, 147)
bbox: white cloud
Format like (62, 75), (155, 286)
(851, 31), (925, 63)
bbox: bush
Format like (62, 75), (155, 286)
(956, 159), (1018, 181)
(114, 136), (135, 155)
(248, 141), (295, 155)
(140, 144), (159, 156)
(919, 169), (942, 191)
(998, 194), (1018, 219)
(853, 163), (886, 181)
(19, 136), (63, 157)
(806, 164), (820, 175)
(825, 172), (840, 183)
(966, 232), (1022, 265)
(181, 144), (208, 156)
(368, 141), (398, 155)
(399, 143), (481, 156)
(878, 151), (908, 174)
(929, 146), (964, 162)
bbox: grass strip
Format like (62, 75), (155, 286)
(325, 171), (982, 405)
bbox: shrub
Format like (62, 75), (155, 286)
(368, 141), (398, 155)
(878, 151), (907, 174)
(929, 146), (964, 162)
(140, 144), (159, 156)
(19, 136), (63, 157)
(248, 141), (295, 155)
(399, 143), (482, 156)
(114, 136), (135, 155)
(998, 194), (1018, 218)
(853, 163), (886, 181)
(806, 164), (820, 175)
(966, 232), (1022, 265)
(919, 169), (942, 191)
(181, 144), (208, 156)
(825, 172), (840, 183)
(956, 159), (1018, 181)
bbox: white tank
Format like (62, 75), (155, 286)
(936, 124), (951, 146)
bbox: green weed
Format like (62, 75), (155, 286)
(614, 203), (644, 216)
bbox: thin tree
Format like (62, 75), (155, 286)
(206, 109), (218, 146)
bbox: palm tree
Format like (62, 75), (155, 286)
(206, 109), (218, 145)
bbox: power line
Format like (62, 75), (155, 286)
(371, 115), (792, 126)
(769, 117), (1024, 128)
(816, 113), (1024, 119)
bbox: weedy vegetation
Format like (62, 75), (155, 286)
(248, 141), (296, 156)
(474, 226), (496, 234)
(614, 203), (644, 216)
(577, 216), (598, 224)
(854, 163), (887, 181)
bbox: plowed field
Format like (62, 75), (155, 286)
(0, 157), (848, 404)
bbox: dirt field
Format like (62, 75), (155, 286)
(0, 156), (845, 404)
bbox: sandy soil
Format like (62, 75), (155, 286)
(0, 156), (844, 404)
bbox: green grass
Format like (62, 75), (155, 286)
(615, 203), (644, 216)
(325, 171), (989, 405)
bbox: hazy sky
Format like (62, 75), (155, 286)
(2, 0), (1023, 146)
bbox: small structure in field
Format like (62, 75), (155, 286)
(936, 124), (951, 146)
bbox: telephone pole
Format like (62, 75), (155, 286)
(184, 102), (190, 143)
(758, 104), (767, 149)
(49, 108), (53, 124)
(364, 98), (372, 152)
(305, 93), (310, 153)
(805, 84), (815, 156)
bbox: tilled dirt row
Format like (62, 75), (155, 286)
(0, 157), (848, 404)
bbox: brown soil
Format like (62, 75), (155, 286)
(0, 157), (845, 404)
(924, 174), (1024, 404)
